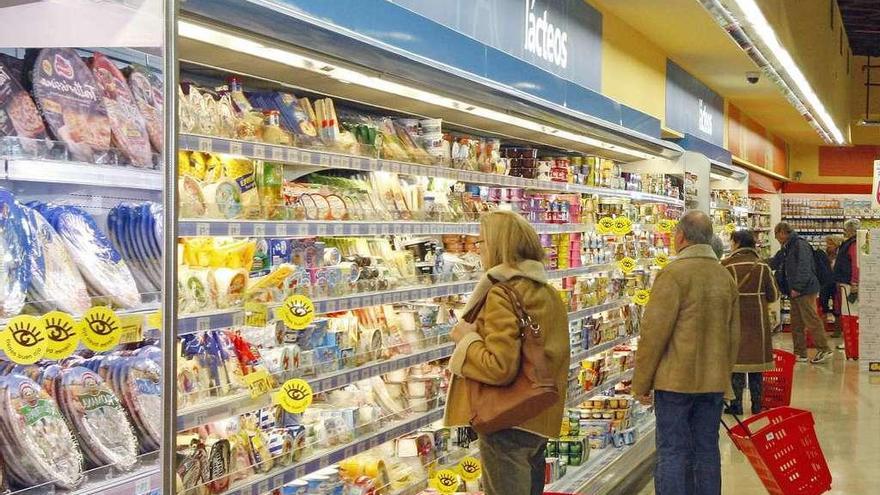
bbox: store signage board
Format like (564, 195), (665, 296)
(857, 228), (880, 372)
(665, 60), (724, 147)
(392, 0), (602, 92)
(0, 0), (163, 48)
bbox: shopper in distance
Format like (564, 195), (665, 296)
(770, 222), (833, 363)
(833, 219), (860, 354)
(721, 230), (780, 416)
(632, 210), (740, 495)
(821, 235), (843, 338)
(444, 210), (569, 495)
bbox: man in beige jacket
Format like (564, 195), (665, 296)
(633, 210), (740, 495)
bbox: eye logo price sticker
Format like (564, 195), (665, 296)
(431, 469), (460, 494)
(457, 456), (482, 482)
(656, 219), (675, 234)
(612, 217), (632, 236)
(275, 378), (313, 413)
(617, 256), (637, 274)
(42, 311), (81, 360)
(80, 306), (122, 352)
(278, 295), (315, 330)
(2, 315), (48, 364)
(654, 253), (670, 268)
(724, 222), (737, 234)
(633, 289), (651, 306)
(597, 216), (614, 235)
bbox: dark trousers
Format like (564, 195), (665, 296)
(654, 390), (724, 495)
(480, 428), (547, 495)
(730, 372), (763, 414)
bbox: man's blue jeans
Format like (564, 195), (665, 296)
(654, 390), (724, 495)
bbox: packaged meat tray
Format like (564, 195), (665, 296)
(90, 52), (153, 167)
(29, 48), (111, 163)
(0, 374), (84, 489)
(56, 366), (138, 470)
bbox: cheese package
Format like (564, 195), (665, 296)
(203, 179), (242, 220)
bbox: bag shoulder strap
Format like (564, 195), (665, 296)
(493, 281), (538, 336)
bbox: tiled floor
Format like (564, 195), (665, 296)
(637, 334), (880, 494)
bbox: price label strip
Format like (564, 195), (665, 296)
(244, 369), (272, 399)
(118, 314), (144, 344)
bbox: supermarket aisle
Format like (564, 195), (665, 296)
(636, 334), (880, 494)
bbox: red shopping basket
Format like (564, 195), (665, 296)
(723, 407), (831, 495)
(761, 349), (795, 410)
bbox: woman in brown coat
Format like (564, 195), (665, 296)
(721, 230), (780, 415)
(445, 210), (569, 495)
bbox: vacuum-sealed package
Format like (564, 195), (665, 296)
(23, 206), (91, 314)
(0, 188), (32, 318)
(57, 367), (139, 470)
(90, 52), (152, 167)
(0, 374), (84, 489)
(29, 48), (111, 162)
(34, 204), (141, 308)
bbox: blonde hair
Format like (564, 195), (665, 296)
(825, 235), (842, 248)
(479, 210), (545, 269)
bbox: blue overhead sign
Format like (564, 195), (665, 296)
(392, 0), (602, 92)
(665, 60), (724, 147)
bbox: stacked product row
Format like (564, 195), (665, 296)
(0, 48), (163, 167)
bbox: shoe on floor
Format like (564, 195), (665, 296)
(796, 356), (809, 363)
(811, 350), (833, 364)
(837, 343), (846, 350)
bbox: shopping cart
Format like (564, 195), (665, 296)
(723, 407), (832, 495)
(761, 349), (796, 410)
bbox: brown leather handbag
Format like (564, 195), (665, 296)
(462, 279), (559, 435)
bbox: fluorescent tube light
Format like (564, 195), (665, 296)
(178, 20), (657, 160)
(704, 0), (847, 145)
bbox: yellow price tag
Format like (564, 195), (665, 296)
(431, 469), (461, 494)
(146, 310), (162, 330)
(275, 378), (313, 413)
(657, 219), (675, 234)
(119, 314), (144, 345)
(42, 311), (81, 360)
(457, 456), (482, 482)
(612, 217), (632, 236)
(597, 216), (614, 235)
(277, 295), (315, 330)
(244, 370), (272, 399)
(654, 253), (670, 268)
(869, 362), (880, 372)
(724, 222), (737, 234)
(2, 315), (48, 364)
(80, 306), (122, 352)
(617, 256), (637, 274)
(245, 302), (269, 327)
(634, 289), (651, 306)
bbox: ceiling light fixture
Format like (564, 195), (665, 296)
(700, 0), (847, 145)
(178, 20), (656, 160)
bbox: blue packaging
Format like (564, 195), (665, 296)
(269, 238), (292, 267)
